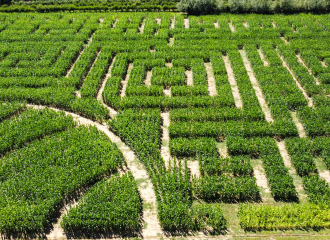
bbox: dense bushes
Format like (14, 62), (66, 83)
(178, 0), (330, 14)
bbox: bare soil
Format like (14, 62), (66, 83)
(170, 17), (175, 29)
(217, 142), (229, 158)
(291, 111), (307, 138)
(296, 54), (321, 85)
(277, 50), (314, 107)
(97, 56), (118, 118)
(156, 17), (161, 25)
(26, 104), (162, 238)
(271, 20), (277, 28)
(187, 161), (200, 178)
(214, 21), (219, 28)
(144, 71), (152, 87)
(165, 62), (173, 68)
(257, 48), (269, 67)
(222, 55), (243, 109)
(168, 37), (174, 47)
(240, 50), (274, 122)
(281, 36), (289, 44)
(139, 18), (146, 33)
(321, 60), (328, 67)
(161, 112), (171, 169)
(185, 70), (193, 86)
(204, 62), (217, 97)
(163, 87), (171, 97)
(243, 21), (248, 28)
(184, 18), (189, 29)
(120, 63), (133, 98)
(228, 21), (235, 32)
(276, 141), (307, 201)
(314, 158), (330, 184)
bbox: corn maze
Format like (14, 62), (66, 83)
(2, 12), (330, 239)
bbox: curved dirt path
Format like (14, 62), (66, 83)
(26, 104), (162, 239)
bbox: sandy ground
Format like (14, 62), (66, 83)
(243, 21), (248, 28)
(214, 21), (219, 28)
(161, 112), (171, 169)
(144, 71), (152, 86)
(321, 60), (328, 67)
(170, 17), (175, 29)
(271, 20), (277, 28)
(163, 87), (171, 97)
(228, 21), (235, 32)
(187, 161), (200, 178)
(185, 70), (193, 86)
(165, 62), (173, 68)
(222, 55), (243, 109)
(253, 166), (271, 194)
(239, 50), (274, 122)
(26, 104), (162, 239)
(156, 17), (161, 25)
(280, 36), (289, 44)
(74, 91), (81, 98)
(276, 141), (307, 200)
(97, 56), (118, 118)
(290, 111), (307, 138)
(120, 63), (133, 98)
(112, 18), (118, 28)
(315, 158), (330, 184)
(168, 38), (174, 47)
(277, 50), (314, 107)
(139, 18), (146, 33)
(257, 48), (269, 67)
(204, 62), (217, 97)
(217, 142), (229, 158)
(184, 18), (189, 29)
(296, 54), (321, 85)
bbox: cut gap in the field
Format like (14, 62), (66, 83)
(257, 48), (269, 67)
(154, 29), (158, 36)
(150, 46), (155, 53)
(280, 36), (289, 44)
(259, 23), (263, 29)
(250, 159), (275, 204)
(271, 20), (277, 28)
(276, 141), (308, 202)
(138, 17), (146, 33)
(277, 49), (314, 107)
(204, 62), (217, 97)
(99, 18), (104, 24)
(74, 91), (81, 98)
(240, 49), (274, 122)
(185, 70), (193, 86)
(78, 48), (101, 90)
(188, 160), (200, 178)
(163, 87), (171, 97)
(228, 20), (235, 32)
(184, 18), (189, 29)
(222, 54), (243, 109)
(170, 17), (175, 29)
(120, 63), (133, 98)
(321, 59), (328, 67)
(214, 20), (219, 28)
(314, 157), (330, 185)
(165, 62), (173, 68)
(290, 111), (307, 138)
(111, 18), (118, 28)
(144, 70), (152, 87)
(296, 53), (321, 85)
(161, 112), (171, 169)
(156, 17), (161, 25)
(97, 55), (118, 118)
(243, 21), (249, 28)
(168, 37), (174, 47)
(217, 141), (229, 158)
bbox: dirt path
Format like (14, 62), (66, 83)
(314, 158), (330, 184)
(139, 17), (146, 33)
(26, 104), (162, 239)
(168, 37), (174, 47)
(96, 56), (118, 118)
(258, 48), (270, 67)
(222, 55), (243, 109)
(204, 62), (217, 97)
(217, 142), (229, 158)
(271, 20), (277, 28)
(291, 111), (307, 138)
(120, 63), (133, 98)
(228, 21), (235, 32)
(170, 17), (175, 29)
(144, 71), (152, 87)
(243, 21), (248, 28)
(296, 54), (321, 85)
(156, 17), (161, 25)
(184, 18), (189, 29)
(112, 18), (118, 28)
(321, 60), (328, 67)
(161, 112), (171, 169)
(214, 21), (219, 28)
(65, 32), (96, 78)
(277, 50), (314, 107)
(276, 141), (307, 201)
(163, 87), (171, 97)
(239, 50), (273, 122)
(185, 70), (193, 86)
(280, 36), (289, 44)
(188, 161), (200, 178)
(165, 62), (173, 68)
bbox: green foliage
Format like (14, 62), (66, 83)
(0, 101), (25, 121)
(62, 173), (141, 233)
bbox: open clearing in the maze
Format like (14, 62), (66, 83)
(2, 12), (330, 239)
